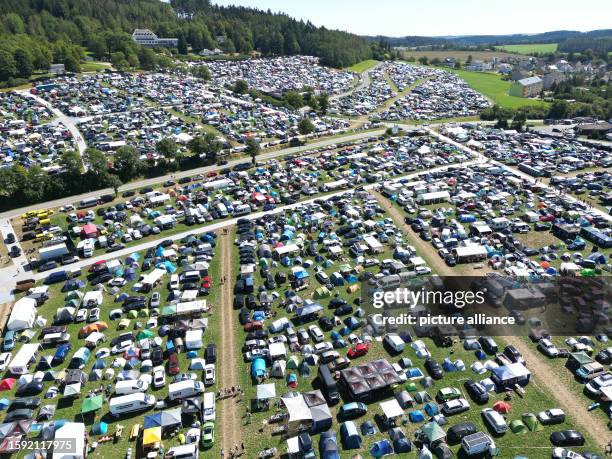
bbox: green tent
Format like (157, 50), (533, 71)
(421, 421), (446, 443)
(286, 356), (299, 370)
(509, 419), (527, 434)
(127, 310), (138, 319)
(81, 395), (104, 414)
(138, 308), (150, 318)
(314, 286), (331, 299)
(259, 259), (269, 268)
(405, 382), (418, 392)
(522, 413), (542, 432)
(137, 330), (155, 340)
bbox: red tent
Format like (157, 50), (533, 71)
(493, 401), (511, 414)
(0, 378), (16, 391)
(81, 223), (99, 239)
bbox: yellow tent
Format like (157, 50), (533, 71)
(142, 427), (162, 446)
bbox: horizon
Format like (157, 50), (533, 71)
(212, 0), (611, 38)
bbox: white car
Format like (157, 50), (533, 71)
(308, 325), (324, 343)
(0, 352), (12, 371)
(109, 277), (127, 287)
(314, 342), (333, 355)
(75, 309), (87, 323)
(87, 308), (101, 323)
(153, 366), (166, 389)
(268, 335), (287, 345)
(537, 339), (559, 357)
(150, 292), (161, 308)
(132, 230), (142, 240)
(204, 364), (215, 385)
(169, 274), (179, 290)
(415, 266), (432, 276)
(552, 448), (585, 459)
(111, 340), (134, 355)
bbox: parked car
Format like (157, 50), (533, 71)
(464, 379), (489, 404)
(425, 358), (443, 379)
(537, 408), (566, 425)
(441, 398), (470, 416)
(339, 402), (367, 420)
(550, 431), (585, 447)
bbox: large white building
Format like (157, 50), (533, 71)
(131, 29), (178, 48)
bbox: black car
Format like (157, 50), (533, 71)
(444, 255), (456, 267)
(105, 243), (125, 253)
(205, 344), (217, 363)
(38, 261), (57, 272)
(139, 186), (154, 194)
(178, 177), (192, 184)
(447, 422), (477, 445)
(111, 333), (136, 347)
(122, 190), (136, 198)
(503, 345), (525, 364)
(8, 397), (40, 412)
(334, 304), (353, 316)
(595, 348), (612, 365)
(16, 382), (44, 396)
(4, 409), (34, 422)
(151, 347), (164, 366)
(478, 336), (498, 354)
(9, 246), (21, 257)
(318, 316), (334, 332)
(550, 430), (585, 447)
(425, 358), (443, 379)
(245, 330), (268, 340)
(464, 379), (489, 403)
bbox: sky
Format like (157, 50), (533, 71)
(212, 0), (611, 37)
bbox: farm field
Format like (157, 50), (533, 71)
(344, 60), (379, 73)
(399, 50), (518, 62)
(495, 43), (559, 54)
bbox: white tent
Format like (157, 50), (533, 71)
(185, 330), (203, 350)
(83, 291), (103, 306)
(7, 297), (37, 331)
(63, 382), (82, 397)
(282, 395), (312, 423)
(379, 399), (404, 420)
(271, 360), (286, 378)
(53, 422), (85, 459)
(268, 342), (287, 360)
(256, 383), (276, 400)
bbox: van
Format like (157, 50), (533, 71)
(481, 408), (507, 434)
(115, 379), (149, 396)
(203, 392), (215, 421)
(42, 332), (70, 345)
(233, 204), (251, 216)
(318, 365), (340, 405)
(384, 334), (406, 353)
(165, 444), (198, 459)
(44, 271), (68, 285)
(168, 380), (205, 401)
(109, 393), (156, 417)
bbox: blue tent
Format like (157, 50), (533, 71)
(143, 413), (163, 428)
(343, 317), (360, 330)
(251, 358), (266, 378)
(186, 350), (198, 358)
(92, 422), (108, 435)
(409, 410), (425, 422)
(340, 421), (362, 449)
(442, 358), (457, 372)
(361, 421), (377, 436)
(393, 438), (412, 453)
(330, 331), (341, 341)
(125, 253), (140, 265)
(281, 256), (293, 267)
(124, 268), (137, 281)
(92, 359), (106, 369)
(319, 431), (340, 459)
(370, 439), (393, 458)
(475, 350), (486, 360)
(253, 311), (266, 321)
(458, 214), (476, 223)
(294, 269), (309, 280)
(424, 402), (439, 416)
(330, 273), (345, 286)
(0, 398), (10, 410)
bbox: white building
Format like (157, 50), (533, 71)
(131, 29), (178, 48)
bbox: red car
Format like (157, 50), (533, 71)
(88, 260), (107, 272)
(206, 171), (218, 178)
(244, 321), (263, 332)
(347, 343), (369, 359)
(539, 214), (555, 222)
(201, 276), (212, 289)
(167, 353), (180, 375)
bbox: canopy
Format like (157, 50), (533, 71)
(422, 421), (446, 443)
(81, 395), (104, 414)
(143, 413), (162, 429)
(379, 399), (403, 419)
(142, 427), (162, 446)
(282, 395), (312, 423)
(256, 383), (276, 400)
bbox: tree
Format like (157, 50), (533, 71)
(511, 111), (527, 131)
(233, 79), (248, 94)
(549, 99), (569, 119)
(156, 137), (178, 159)
(113, 145), (142, 181)
(106, 174), (123, 197)
(284, 91), (304, 109)
(0, 50), (17, 82)
(59, 150), (83, 176)
(430, 57), (441, 66)
(177, 33), (188, 55)
(64, 54), (80, 73)
(188, 135), (208, 157)
(14, 49), (33, 79)
(245, 138), (260, 165)
(83, 147), (108, 172)
(317, 92), (329, 114)
(203, 133), (221, 164)
(24, 165), (48, 203)
(138, 47), (157, 70)
(191, 65), (211, 80)
(418, 56), (428, 66)
(298, 118), (315, 136)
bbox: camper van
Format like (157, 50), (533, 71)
(109, 393), (156, 417)
(233, 204), (251, 216)
(165, 444), (198, 459)
(168, 380), (205, 401)
(203, 392), (215, 421)
(383, 334), (406, 354)
(482, 408), (507, 434)
(115, 379), (150, 396)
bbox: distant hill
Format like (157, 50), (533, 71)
(368, 29), (612, 49)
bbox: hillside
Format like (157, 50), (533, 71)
(0, 0), (376, 84)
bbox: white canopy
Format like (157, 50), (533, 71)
(256, 383), (276, 400)
(282, 395), (312, 423)
(379, 399), (404, 419)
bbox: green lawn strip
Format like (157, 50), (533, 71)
(344, 60), (379, 73)
(494, 44), (558, 55)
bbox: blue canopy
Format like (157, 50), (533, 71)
(409, 410), (425, 422)
(92, 422), (108, 435)
(143, 413), (163, 428)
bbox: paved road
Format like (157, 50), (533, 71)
(21, 91), (87, 159)
(330, 62), (382, 101)
(0, 128), (387, 220)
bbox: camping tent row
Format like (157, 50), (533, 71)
(340, 359), (403, 401)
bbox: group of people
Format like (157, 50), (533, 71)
(217, 385), (243, 399)
(221, 442), (245, 458)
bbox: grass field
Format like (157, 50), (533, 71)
(399, 50), (518, 62)
(495, 43), (558, 54)
(444, 68), (549, 109)
(80, 61), (111, 73)
(344, 60), (379, 73)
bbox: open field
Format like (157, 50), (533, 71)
(399, 49), (518, 62)
(344, 60), (379, 73)
(80, 61), (112, 73)
(495, 43), (558, 54)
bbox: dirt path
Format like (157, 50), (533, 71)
(503, 336), (611, 450)
(217, 230), (241, 451)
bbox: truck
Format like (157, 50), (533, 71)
(38, 243), (69, 262)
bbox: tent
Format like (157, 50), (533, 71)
(421, 421), (446, 444)
(522, 413), (542, 432)
(7, 298), (36, 331)
(406, 368), (424, 379)
(63, 382), (81, 397)
(409, 410), (425, 422)
(160, 408), (182, 428)
(142, 427), (162, 446)
(256, 383), (276, 400)
(0, 379), (16, 391)
(379, 399), (404, 421)
(311, 403), (333, 434)
(370, 439), (393, 458)
(424, 402), (439, 416)
(143, 413), (162, 429)
(340, 421), (362, 449)
(0, 399), (9, 410)
(271, 360), (286, 378)
(299, 361), (311, 377)
(395, 391), (415, 409)
(405, 382), (418, 392)
(361, 421), (376, 436)
(287, 356), (299, 370)
(493, 401), (511, 414)
(287, 373), (298, 388)
(415, 391), (431, 404)
(91, 421), (108, 435)
(81, 395), (104, 414)
(509, 419), (527, 434)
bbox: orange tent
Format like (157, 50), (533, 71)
(0, 378), (16, 391)
(540, 261), (550, 269)
(79, 321), (109, 338)
(493, 401), (511, 414)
